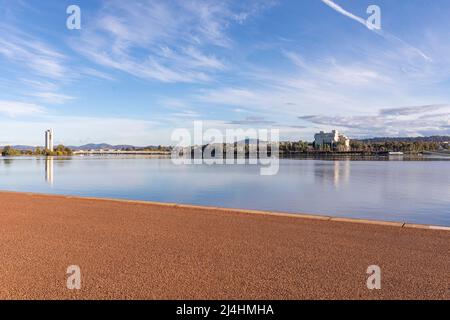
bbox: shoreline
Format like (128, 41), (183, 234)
(0, 191), (449, 299)
(1, 190), (449, 230)
(2, 150), (450, 157)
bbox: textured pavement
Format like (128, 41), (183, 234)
(0, 192), (448, 300)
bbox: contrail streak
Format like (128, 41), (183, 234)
(320, 0), (432, 62)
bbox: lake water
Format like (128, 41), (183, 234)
(1, 156), (449, 226)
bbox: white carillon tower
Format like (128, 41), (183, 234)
(45, 129), (54, 152)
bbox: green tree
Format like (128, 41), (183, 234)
(43, 145), (73, 156)
(35, 147), (42, 155)
(1, 146), (20, 156)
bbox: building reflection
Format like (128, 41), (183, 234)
(314, 160), (350, 188)
(333, 161), (350, 187)
(45, 157), (54, 185)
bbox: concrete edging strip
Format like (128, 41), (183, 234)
(404, 223), (450, 231)
(329, 217), (404, 227)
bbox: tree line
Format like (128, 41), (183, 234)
(1, 145), (73, 157)
(2, 139), (448, 157)
(279, 140), (448, 153)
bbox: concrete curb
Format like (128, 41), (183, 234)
(329, 217), (404, 227)
(404, 223), (450, 231)
(1, 190), (449, 232)
(64, 195), (334, 221)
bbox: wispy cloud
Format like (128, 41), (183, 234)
(380, 104), (447, 116)
(0, 26), (68, 79)
(0, 100), (45, 118)
(227, 116), (276, 126)
(0, 25), (80, 106)
(29, 92), (76, 104)
(194, 53), (397, 117)
(194, 32), (450, 132)
(321, 0), (367, 26)
(70, 1), (212, 82)
(70, 0), (271, 83)
(19, 79), (60, 92)
(79, 67), (116, 81)
(320, 0), (432, 62)
(0, 1), (449, 143)
(298, 104), (450, 137)
(232, 0), (278, 24)
(196, 88), (262, 106)
(282, 50), (390, 85)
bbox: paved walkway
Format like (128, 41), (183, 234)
(0, 192), (448, 299)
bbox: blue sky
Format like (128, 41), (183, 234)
(0, 0), (449, 146)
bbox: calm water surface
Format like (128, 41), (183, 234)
(1, 156), (449, 226)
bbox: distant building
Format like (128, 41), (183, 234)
(314, 130), (350, 151)
(45, 129), (54, 152)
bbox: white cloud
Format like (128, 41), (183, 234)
(79, 67), (115, 81)
(0, 27), (68, 79)
(196, 88), (261, 106)
(0, 26), (82, 108)
(183, 46), (225, 70)
(194, 55), (398, 117)
(69, 0), (269, 83)
(1, 1), (448, 143)
(0, 100), (45, 118)
(282, 51), (390, 85)
(19, 79), (60, 92)
(298, 104), (450, 137)
(29, 92), (76, 104)
(189, 42), (450, 141)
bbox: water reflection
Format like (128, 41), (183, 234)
(1, 158), (15, 166)
(45, 157), (54, 185)
(0, 156), (449, 226)
(314, 161), (350, 188)
(337, 161), (350, 187)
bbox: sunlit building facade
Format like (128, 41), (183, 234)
(314, 130), (350, 151)
(45, 129), (54, 152)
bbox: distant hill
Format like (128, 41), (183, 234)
(0, 143), (161, 151)
(3, 136), (449, 152)
(10, 145), (37, 151)
(69, 143), (139, 151)
(69, 143), (164, 151)
(356, 136), (450, 143)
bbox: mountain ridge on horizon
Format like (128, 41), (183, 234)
(2, 136), (449, 151)
(1, 143), (156, 151)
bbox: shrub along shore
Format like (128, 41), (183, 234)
(1, 145), (73, 156)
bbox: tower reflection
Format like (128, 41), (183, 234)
(45, 157), (54, 185)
